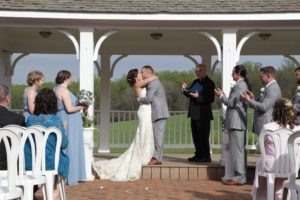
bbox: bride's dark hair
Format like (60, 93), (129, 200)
(127, 69), (138, 86)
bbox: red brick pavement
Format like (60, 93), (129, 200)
(36, 179), (252, 200)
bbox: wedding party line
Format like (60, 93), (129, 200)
(1, 63), (300, 200)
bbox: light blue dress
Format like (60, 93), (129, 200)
(23, 87), (36, 121)
(53, 86), (86, 185)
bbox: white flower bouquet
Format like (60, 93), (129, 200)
(77, 90), (94, 128)
(77, 89), (94, 106)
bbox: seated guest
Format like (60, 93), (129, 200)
(0, 83), (25, 170)
(252, 98), (300, 200)
(25, 88), (69, 199)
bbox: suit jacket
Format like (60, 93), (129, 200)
(0, 106), (25, 170)
(249, 80), (282, 135)
(139, 79), (169, 122)
(220, 79), (248, 130)
(183, 76), (215, 121)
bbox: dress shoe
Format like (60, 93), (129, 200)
(223, 180), (244, 185)
(188, 156), (211, 163)
(148, 158), (162, 165)
(188, 156), (201, 162)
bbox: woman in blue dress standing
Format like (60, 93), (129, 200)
(53, 70), (87, 185)
(23, 70), (44, 121)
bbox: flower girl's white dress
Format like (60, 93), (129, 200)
(92, 88), (154, 181)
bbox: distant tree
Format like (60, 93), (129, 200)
(277, 59), (297, 98)
(10, 59), (300, 111)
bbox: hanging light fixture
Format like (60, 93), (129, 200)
(39, 31), (52, 39)
(150, 32), (163, 40)
(258, 33), (271, 40)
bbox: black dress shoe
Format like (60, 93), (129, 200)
(188, 156), (211, 163)
(188, 156), (202, 162)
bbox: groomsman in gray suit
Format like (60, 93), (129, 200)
(292, 66), (300, 124)
(241, 66), (282, 135)
(215, 65), (251, 185)
(139, 65), (169, 165)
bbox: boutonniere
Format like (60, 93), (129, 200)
(260, 87), (265, 96)
(297, 85), (300, 95)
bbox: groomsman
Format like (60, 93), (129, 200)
(292, 66), (300, 124)
(215, 65), (250, 185)
(240, 66), (281, 135)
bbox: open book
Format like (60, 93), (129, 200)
(185, 82), (203, 94)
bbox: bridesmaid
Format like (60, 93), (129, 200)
(53, 70), (87, 185)
(23, 70), (44, 121)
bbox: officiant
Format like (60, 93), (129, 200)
(181, 64), (215, 163)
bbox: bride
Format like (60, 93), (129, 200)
(92, 68), (158, 181)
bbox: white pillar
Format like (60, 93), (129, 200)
(79, 27), (95, 116)
(79, 27), (95, 181)
(220, 28), (237, 165)
(0, 51), (12, 88)
(98, 54), (111, 153)
(222, 29), (237, 96)
(201, 54), (212, 76)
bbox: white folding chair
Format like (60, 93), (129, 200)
(31, 125), (66, 200)
(255, 128), (293, 200)
(282, 131), (300, 200)
(2, 125), (47, 200)
(18, 127), (47, 200)
(0, 129), (23, 200)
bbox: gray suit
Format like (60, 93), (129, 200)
(249, 80), (282, 135)
(220, 79), (248, 184)
(139, 79), (169, 161)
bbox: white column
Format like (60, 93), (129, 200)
(98, 54), (111, 153)
(220, 28), (237, 165)
(0, 51), (12, 89)
(222, 29), (237, 98)
(201, 54), (212, 76)
(79, 27), (94, 116)
(79, 28), (95, 181)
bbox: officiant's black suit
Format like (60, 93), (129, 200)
(0, 105), (25, 169)
(182, 76), (215, 160)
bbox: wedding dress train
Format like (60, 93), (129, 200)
(92, 88), (154, 181)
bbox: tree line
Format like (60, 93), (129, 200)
(10, 59), (298, 111)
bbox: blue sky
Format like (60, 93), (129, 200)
(12, 54), (287, 84)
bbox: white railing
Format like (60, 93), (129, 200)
(94, 109), (258, 150)
(14, 109), (258, 150)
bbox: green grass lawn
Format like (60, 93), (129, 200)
(92, 109), (259, 154)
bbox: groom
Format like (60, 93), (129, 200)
(139, 65), (169, 165)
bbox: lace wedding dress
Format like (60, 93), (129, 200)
(92, 88), (154, 181)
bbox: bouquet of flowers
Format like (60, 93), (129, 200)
(77, 89), (94, 106)
(77, 90), (94, 128)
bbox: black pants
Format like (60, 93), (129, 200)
(191, 119), (211, 159)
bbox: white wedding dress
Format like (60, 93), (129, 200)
(92, 88), (154, 181)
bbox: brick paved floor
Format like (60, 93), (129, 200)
(36, 179), (252, 200)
